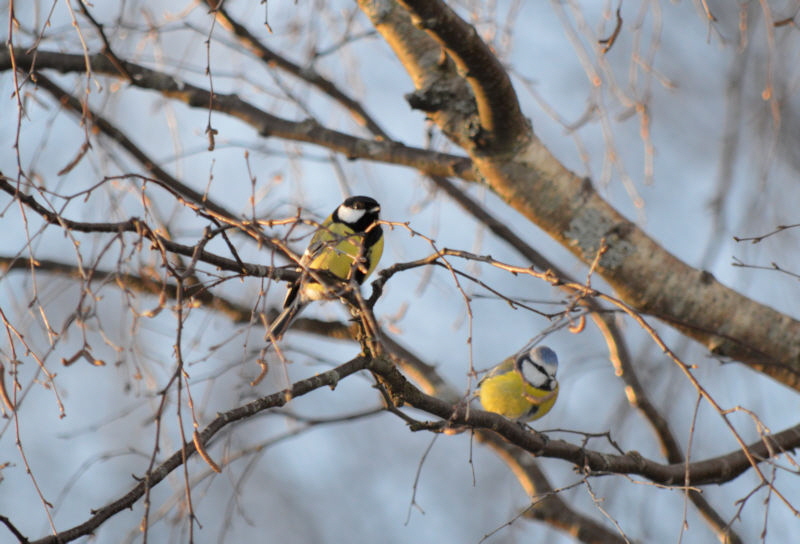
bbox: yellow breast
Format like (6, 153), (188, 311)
(478, 371), (558, 422)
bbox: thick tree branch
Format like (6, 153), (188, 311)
(397, 0), (530, 152)
(358, 0), (478, 147)
(360, 0), (800, 391)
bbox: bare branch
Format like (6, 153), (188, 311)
(76, 0), (133, 81)
(358, 1), (800, 391)
(0, 176), (291, 281)
(207, 1), (390, 140)
(1, 48), (474, 182)
(32, 73), (237, 220)
(397, 0), (530, 151)
(369, 355), (800, 487)
(482, 437), (628, 544)
(426, 177), (742, 539)
(28, 356), (370, 544)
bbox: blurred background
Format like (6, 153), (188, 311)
(2, 1), (800, 542)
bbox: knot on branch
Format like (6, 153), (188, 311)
(406, 88), (451, 113)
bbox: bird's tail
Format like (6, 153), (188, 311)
(265, 300), (305, 345)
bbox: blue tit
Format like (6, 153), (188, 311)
(478, 346), (559, 422)
(266, 195), (384, 342)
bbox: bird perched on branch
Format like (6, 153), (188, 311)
(478, 345), (559, 422)
(266, 195), (384, 343)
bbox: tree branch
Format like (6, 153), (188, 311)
(373, 355), (800, 486)
(1, 48), (474, 182)
(595, 320), (743, 544)
(28, 356), (370, 544)
(32, 73), (237, 220)
(397, 0), (530, 152)
(428, 176), (742, 542)
(358, 0), (478, 148)
(485, 439), (627, 544)
(0, 176), (292, 282)
(0, 252), (640, 542)
(207, 1), (390, 140)
(358, 0), (800, 391)
(0, 254), (754, 542)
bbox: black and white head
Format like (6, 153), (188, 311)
(515, 346), (558, 391)
(333, 196), (381, 233)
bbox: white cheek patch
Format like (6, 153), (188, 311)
(520, 360), (548, 388)
(337, 205), (366, 225)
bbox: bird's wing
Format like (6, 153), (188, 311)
(478, 356), (515, 385)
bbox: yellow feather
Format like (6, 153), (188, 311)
(307, 220), (383, 279)
(299, 219), (383, 300)
(478, 358), (558, 422)
(267, 196), (383, 343)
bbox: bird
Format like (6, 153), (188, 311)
(478, 345), (559, 422)
(265, 195), (384, 343)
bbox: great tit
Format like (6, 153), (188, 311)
(478, 345), (559, 422)
(266, 195), (384, 342)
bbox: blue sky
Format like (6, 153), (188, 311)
(2, 1), (800, 542)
